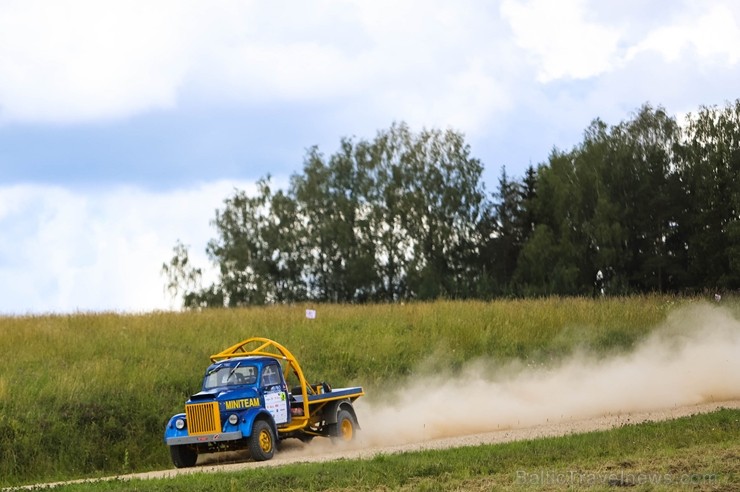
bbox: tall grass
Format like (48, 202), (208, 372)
(0, 296), (702, 486)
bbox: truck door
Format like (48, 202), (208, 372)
(261, 362), (289, 424)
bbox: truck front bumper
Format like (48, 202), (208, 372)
(166, 431), (243, 446)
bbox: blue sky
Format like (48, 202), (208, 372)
(2, 0), (740, 314)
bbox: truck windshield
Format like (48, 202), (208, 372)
(204, 364), (257, 389)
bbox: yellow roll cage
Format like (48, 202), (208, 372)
(209, 337), (315, 433)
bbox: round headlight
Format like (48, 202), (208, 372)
(175, 418), (186, 430)
(228, 414), (239, 425)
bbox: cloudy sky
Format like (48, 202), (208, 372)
(1, 0), (739, 314)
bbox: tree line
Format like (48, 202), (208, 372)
(163, 101), (740, 307)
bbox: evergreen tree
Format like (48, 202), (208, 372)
(677, 100), (740, 291)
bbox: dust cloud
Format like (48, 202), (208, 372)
(352, 303), (740, 447)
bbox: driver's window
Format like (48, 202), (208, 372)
(261, 364), (281, 387)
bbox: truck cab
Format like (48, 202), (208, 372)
(164, 356), (290, 466)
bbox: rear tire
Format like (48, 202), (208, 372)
(170, 445), (198, 468)
(331, 409), (357, 442)
(248, 420), (276, 461)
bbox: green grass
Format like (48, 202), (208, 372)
(32, 408), (740, 491)
(0, 296), (726, 486)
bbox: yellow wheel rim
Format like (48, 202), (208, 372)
(340, 419), (353, 440)
(259, 429), (272, 453)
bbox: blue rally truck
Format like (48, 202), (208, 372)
(164, 337), (364, 467)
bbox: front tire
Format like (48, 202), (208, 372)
(170, 445), (198, 468)
(248, 420), (276, 461)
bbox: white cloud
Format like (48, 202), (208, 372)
(0, 0), (196, 123)
(0, 181), (261, 314)
(1, 0), (738, 131)
(0, 0), (515, 135)
(500, 0), (622, 82)
(187, 0), (520, 135)
(499, 0), (740, 85)
(626, 3), (740, 65)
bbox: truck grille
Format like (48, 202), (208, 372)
(185, 402), (221, 435)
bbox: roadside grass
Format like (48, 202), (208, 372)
(36, 408), (740, 491)
(0, 296), (727, 486)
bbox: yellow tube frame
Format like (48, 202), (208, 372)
(210, 337), (314, 433)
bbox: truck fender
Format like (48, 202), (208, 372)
(237, 408), (278, 438)
(322, 400), (360, 429)
(163, 413), (187, 442)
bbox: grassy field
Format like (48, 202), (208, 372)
(0, 296), (731, 487)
